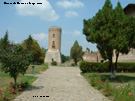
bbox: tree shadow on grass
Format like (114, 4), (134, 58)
(100, 74), (135, 83)
(24, 85), (44, 91)
(16, 81), (44, 91)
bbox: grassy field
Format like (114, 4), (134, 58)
(0, 63), (48, 89)
(82, 72), (135, 100)
(26, 64), (48, 74)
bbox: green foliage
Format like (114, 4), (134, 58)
(86, 47), (90, 52)
(83, 0), (135, 74)
(70, 40), (83, 66)
(83, 73), (134, 100)
(0, 44), (31, 89)
(113, 83), (134, 101)
(79, 61), (135, 73)
(90, 73), (101, 87)
(83, 0), (115, 72)
(61, 54), (70, 63)
(71, 63), (75, 67)
(51, 61), (57, 66)
(103, 79), (112, 96)
(0, 30), (10, 60)
(22, 35), (44, 64)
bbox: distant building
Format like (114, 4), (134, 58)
(124, 4), (135, 17)
(44, 26), (62, 64)
(82, 50), (103, 62)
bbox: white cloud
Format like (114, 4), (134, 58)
(15, 0), (59, 21)
(57, 0), (84, 9)
(32, 33), (48, 41)
(65, 11), (78, 18)
(73, 30), (81, 36)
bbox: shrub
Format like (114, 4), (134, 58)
(79, 61), (135, 73)
(90, 73), (101, 87)
(71, 63), (75, 67)
(51, 61), (57, 66)
(102, 79), (113, 96)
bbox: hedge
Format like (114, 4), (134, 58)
(79, 61), (135, 73)
(51, 61), (57, 66)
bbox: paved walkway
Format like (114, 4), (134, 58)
(14, 67), (109, 101)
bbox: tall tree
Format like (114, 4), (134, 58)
(84, 0), (115, 73)
(0, 30), (10, 60)
(0, 43), (31, 89)
(112, 2), (135, 78)
(22, 35), (43, 64)
(83, 0), (115, 77)
(70, 40), (83, 66)
(113, 2), (129, 73)
(83, 0), (135, 78)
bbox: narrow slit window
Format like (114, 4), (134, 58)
(53, 34), (55, 38)
(52, 41), (55, 48)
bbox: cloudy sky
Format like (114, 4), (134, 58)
(0, 0), (134, 56)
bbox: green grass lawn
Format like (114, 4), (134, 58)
(82, 72), (135, 100)
(26, 64), (48, 74)
(0, 63), (48, 100)
(0, 63), (48, 89)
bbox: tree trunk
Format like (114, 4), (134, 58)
(14, 77), (17, 90)
(75, 60), (77, 66)
(114, 51), (119, 70)
(109, 54), (114, 79)
(113, 51), (119, 78)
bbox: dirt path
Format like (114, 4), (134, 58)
(14, 67), (109, 101)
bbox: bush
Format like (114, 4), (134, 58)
(90, 73), (101, 87)
(79, 61), (135, 73)
(51, 61), (57, 66)
(71, 63), (75, 67)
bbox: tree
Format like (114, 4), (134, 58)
(70, 40), (83, 66)
(83, 0), (135, 78)
(41, 47), (47, 58)
(113, 2), (130, 73)
(61, 53), (70, 63)
(0, 30), (10, 60)
(22, 35), (43, 64)
(83, 0), (115, 76)
(0, 43), (31, 89)
(86, 47), (90, 52)
(112, 2), (135, 78)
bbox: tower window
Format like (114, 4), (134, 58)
(53, 34), (55, 38)
(52, 41), (55, 48)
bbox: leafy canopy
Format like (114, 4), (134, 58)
(70, 40), (83, 66)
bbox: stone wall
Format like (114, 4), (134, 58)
(45, 49), (62, 64)
(83, 49), (135, 63)
(82, 50), (103, 62)
(113, 48), (135, 62)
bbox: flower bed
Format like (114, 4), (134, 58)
(0, 82), (23, 100)
(82, 73), (135, 101)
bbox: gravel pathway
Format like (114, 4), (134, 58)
(14, 66), (109, 101)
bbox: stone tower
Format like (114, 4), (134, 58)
(44, 26), (62, 64)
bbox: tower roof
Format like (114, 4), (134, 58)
(124, 3), (135, 13)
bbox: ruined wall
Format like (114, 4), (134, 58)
(82, 50), (103, 62)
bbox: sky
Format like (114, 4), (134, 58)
(0, 0), (134, 56)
